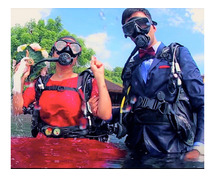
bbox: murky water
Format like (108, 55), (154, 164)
(108, 135), (204, 169)
(11, 114), (204, 169)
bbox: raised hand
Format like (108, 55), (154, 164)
(90, 56), (105, 82)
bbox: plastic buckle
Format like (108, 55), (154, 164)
(142, 97), (158, 110)
(57, 86), (65, 92)
(152, 99), (160, 110)
(141, 97), (148, 108)
(146, 99), (156, 110)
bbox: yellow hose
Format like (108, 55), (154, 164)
(120, 86), (131, 114)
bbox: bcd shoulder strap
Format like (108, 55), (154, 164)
(158, 42), (183, 102)
(35, 73), (53, 102)
(78, 68), (94, 102)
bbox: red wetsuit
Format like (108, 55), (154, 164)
(23, 76), (98, 127)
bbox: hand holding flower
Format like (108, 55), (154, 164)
(14, 43), (48, 81)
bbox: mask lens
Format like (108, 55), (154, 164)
(122, 17), (152, 37)
(55, 41), (67, 51)
(70, 43), (81, 55)
(122, 21), (135, 37)
(135, 18), (151, 29)
(55, 40), (81, 55)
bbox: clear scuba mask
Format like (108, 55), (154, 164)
(54, 40), (81, 56)
(53, 40), (82, 66)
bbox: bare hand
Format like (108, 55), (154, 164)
(184, 149), (200, 161)
(14, 50), (31, 80)
(90, 56), (104, 81)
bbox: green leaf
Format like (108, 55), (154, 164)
(14, 45), (46, 81)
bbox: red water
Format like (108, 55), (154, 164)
(11, 134), (126, 168)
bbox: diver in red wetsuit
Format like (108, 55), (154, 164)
(12, 36), (112, 137)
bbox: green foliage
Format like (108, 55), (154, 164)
(11, 17), (94, 62)
(11, 16), (123, 86)
(73, 66), (88, 74)
(104, 67), (123, 86)
(11, 16), (95, 75)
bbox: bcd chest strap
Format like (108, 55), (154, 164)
(36, 75), (82, 100)
(134, 95), (168, 114)
(35, 68), (95, 102)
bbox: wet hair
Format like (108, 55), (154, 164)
(121, 8), (153, 25)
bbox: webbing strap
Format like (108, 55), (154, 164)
(36, 74), (85, 100)
(44, 86), (78, 92)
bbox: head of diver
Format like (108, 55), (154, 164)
(51, 36), (82, 66)
(122, 11), (158, 49)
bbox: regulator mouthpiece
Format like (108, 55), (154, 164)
(134, 34), (150, 49)
(58, 52), (74, 66)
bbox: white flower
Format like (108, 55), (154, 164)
(41, 49), (49, 58)
(30, 43), (41, 51)
(17, 44), (27, 52)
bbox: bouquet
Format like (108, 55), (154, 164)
(13, 43), (49, 81)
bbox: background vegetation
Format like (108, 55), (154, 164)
(11, 17), (123, 85)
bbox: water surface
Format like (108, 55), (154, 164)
(11, 114), (204, 169)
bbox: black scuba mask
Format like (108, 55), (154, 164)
(122, 17), (156, 49)
(132, 22), (151, 49)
